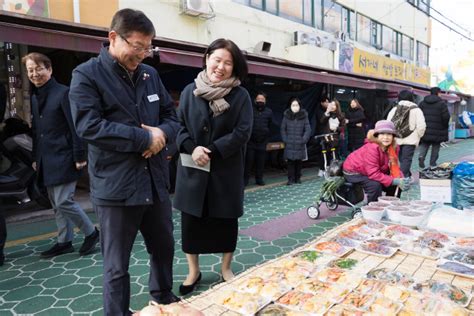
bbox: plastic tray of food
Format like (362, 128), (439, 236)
(400, 293), (470, 316)
(311, 241), (352, 257)
(312, 267), (362, 289)
(235, 276), (292, 300)
(256, 303), (310, 315)
(400, 239), (441, 259)
(453, 237), (474, 251)
(276, 290), (333, 315)
(294, 279), (350, 303)
(366, 268), (415, 288)
(356, 241), (398, 258)
(411, 280), (472, 307)
(339, 290), (375, 310)
(216, 289), (272, 315)
(355, 278), (387, 295)
(442, 250), (474, 268)
(436, 259), (474, 280)
(291, 250), (335, 266)
(327, 258), (359, 270)
(367, 295), (404, 315)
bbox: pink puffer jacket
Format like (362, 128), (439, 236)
(343, 132), (399, 187)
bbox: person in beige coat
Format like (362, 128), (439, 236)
(387, 90), (426, 178)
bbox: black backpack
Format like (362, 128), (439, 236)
(391, 105), (417, 138)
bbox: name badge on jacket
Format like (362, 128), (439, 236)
(147, 94), (159, 102)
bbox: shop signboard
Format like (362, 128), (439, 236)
(349, 48), (430, 86)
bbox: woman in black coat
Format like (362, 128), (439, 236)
(174, 39), (252, 294)
(280, 98), (311, 185)
(345, 99), (366, 152)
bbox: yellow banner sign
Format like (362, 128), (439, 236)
(353, 48), (430, 86)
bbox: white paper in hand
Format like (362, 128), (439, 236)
(180, 153), (210, 172)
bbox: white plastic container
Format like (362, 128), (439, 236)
(361, 206), (385, 222)
(385, 206), (409, 222)
(399, 211), (425, 227)
(377, 196), (400, 203)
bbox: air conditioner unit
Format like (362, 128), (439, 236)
(182, 0), (210, 16)
(294, 31), (322, 47)
(334, 31), (346, 42)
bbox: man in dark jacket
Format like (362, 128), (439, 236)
(69, 9), (180, 315)
(418, 87), (450, 168)
(22, 53), (99, 259)
(244, 92), (273, 186)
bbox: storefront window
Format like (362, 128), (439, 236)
(266, 0), (278, 14)
(357, 14), (371, 46)
(342, 8), (356, 40)
(313, 0), (323, 29)
(382, 26), (396, 54)
(279, 0), (303, 23)
(402, 35), (414, 60)
(371, 21), (382, 49)
(417, 41), (429, 67)
(303, 0), (312, 25)
(249, 0), (264, 9)
(322, 0), (342, 33)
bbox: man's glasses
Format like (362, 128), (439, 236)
(27, 67), (47, 75)
(119, 34), (155, 55)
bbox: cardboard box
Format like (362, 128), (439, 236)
(419, 179), (452, 203)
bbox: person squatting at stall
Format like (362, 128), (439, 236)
(280, 97), (311, 185)
(174, 38), (252, 295)
(343, 120), (410, 202)
(69, 9), (180, 315)
(244, 91), (273, 186)
(22, 53), (100, 259)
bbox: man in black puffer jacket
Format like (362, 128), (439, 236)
(418, 87), (450, 168)
(244, 92), (273, 186)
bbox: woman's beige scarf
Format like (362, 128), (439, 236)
(193, 70), (241, 117)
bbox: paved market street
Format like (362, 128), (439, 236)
(0, 139), (473, 315)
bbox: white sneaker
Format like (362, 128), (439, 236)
(318, 170), (325, 177)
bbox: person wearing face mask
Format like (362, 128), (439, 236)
(343, 120), (409, 202)
(174, 38), (252, 295)
(281, 97), (311, 185)
(244, 92), (273, 186)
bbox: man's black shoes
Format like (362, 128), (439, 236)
(154, 291), (181, 304)
(79, 227), (100, 256)
(40, 242), (74, 258)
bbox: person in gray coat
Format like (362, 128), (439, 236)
(281, 97), (311, 185)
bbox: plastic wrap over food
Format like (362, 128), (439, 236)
(419, 206), (474, 237)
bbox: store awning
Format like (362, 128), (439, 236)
(0, 10), (467, 99)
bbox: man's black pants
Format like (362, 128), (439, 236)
(96, 198), (174, 316)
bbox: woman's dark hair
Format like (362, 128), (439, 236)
(320, 95), (329, 103)
(110, 8), (155, 37)
(22, 52), (52, 69)
(288, 97), (301, 108)
(398, 90), (415, 102)
(202, 38), (248, 81)
(332, 99), (343, 116)
(255, 91), (267, 99)
(351, 98), (364, 111)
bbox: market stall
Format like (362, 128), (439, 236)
(136, 211), (474, 315)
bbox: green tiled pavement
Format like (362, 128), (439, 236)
(0, 139), (472, 314)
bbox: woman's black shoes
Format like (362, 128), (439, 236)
(179, 272), (202, 295)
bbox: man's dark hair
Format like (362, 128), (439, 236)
(398, 90), (414, 102)
(430, 87), (441, 95)
(22, 52), (52, 69)
(255, 91), (267, 99)
(110, 8), (155, 37)
(202, 38), (248, 81)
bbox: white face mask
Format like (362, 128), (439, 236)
(291, 102), (300, 113)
